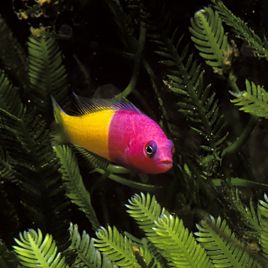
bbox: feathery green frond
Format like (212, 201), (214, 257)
(0, 160), (13, 181)
(196, 216), (261, 267)
(258, 194), (268, 257)
(0, 149), (15, 181)
(149, 214), (213, 268)
(53, 145), (99, 230)
(127, 193), (212, 265)
(68, 223), (117, 268)
(190, 7), (231, 74)
(0, 70), (44, 156)
(139, 239), (166, 268)
(210, 0), (268, 60)
(68, 223), (101, 267)
(0, 71), (24, 117)
(126, 193), (164, 235)
(134, 243), (162, 268)
(13, 229), (69, 268)
(152, 35), (203, 96)
(94, 226), (138, 268)
(150, 28), (228, 155)
(231, 189), (260, 235)
(0, 62), (70, 245)
(28, 32), (68, 110)
(0, 68), (51, 162)
(231, 80), (268, 118)
(232, 190), (260, 235)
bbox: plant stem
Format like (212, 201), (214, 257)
(107, 173), (162, 192)
(227, 71), (240, 94)
(115, 24), (147, 99)
(143, 60), (172, 129)
(222, 69), (258, 157)
(212, 177), (268, 189)
(94, 168), (162, 192)
(222, 116), (257, 158)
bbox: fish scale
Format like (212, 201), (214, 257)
(60, 109), (115, 160)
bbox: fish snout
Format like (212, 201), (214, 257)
(160, 159), (173, 165)
(158, 158), (173, 171)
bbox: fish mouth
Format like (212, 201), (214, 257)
(158, 159), (173, 170)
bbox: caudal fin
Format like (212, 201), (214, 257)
(50, 96), (68, 145)
(51, 96), (63, 124)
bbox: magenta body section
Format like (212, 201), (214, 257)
(107, 109), (173, 173)
(108, 110), (135, 165)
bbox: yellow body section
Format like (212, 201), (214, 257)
(60, 109), (115, 159)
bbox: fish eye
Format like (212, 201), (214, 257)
(145, 141), (157, 158)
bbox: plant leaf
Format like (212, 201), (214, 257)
(126, 193), (164, 236)
(149, 214), (213, 268)
(258, 194), (268, 258)
(211, 0), (268, 60)
(13, 229), (69, 268)
(150, 31), (228, 155)
(28, 32), (69, 111)
(94, 226), (138, 267)
(67, 223), (117, 268)
(190, 7), (230, 74)
(196, 216), (261, 267)
(231, 80), (268, 118)
(54, 145), (100, 230)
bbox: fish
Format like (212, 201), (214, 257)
(52, 95), (174, 174)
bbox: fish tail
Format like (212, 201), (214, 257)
(51, 96), (64, 125)
(51, 96), (67, 144)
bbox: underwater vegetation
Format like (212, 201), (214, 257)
(1, 0), (268, 267)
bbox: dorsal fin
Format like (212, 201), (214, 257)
(72, 92), (142, 114)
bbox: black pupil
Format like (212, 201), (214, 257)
(145, 141), (157, 158)
(146, 145), (154, 156)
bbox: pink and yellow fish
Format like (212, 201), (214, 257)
(52, 96), (174, 174)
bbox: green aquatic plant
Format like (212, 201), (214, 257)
(54, 145), (100, 230)
(0, 26), (71, 247)
(27, 32), (69, 112)
(8, 192), (268, 267)
(190, 7), (231, 75)
(210, 0), (268, 60)
(127, 194), (212, 268)
(231, 80), (268, 119)
(190, 4), (268, 119)
(67, 223), (116, 268)
(13, 229), (69, 268)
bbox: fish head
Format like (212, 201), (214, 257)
(124, 116), (174, 174)
(143, 138), (174, 173)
